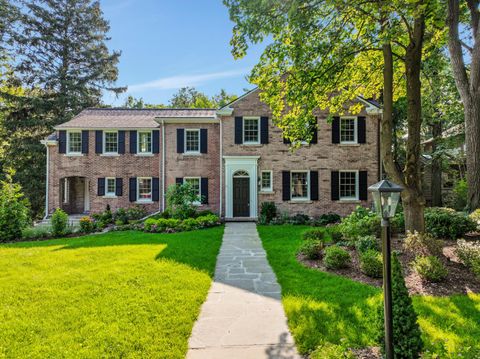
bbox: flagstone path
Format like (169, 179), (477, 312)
(187, 222), (300, 359)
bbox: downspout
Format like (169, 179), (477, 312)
(161, 119), (166, 212)
(43, 143), (49, 219)
(219, 116), (223, 218)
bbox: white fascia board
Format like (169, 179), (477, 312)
(156, 117), (219, 124)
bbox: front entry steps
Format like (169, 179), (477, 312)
(35, 214), (86, 228)
(224, 217), (257, 222)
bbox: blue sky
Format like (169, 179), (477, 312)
(100, 0), (266, 106)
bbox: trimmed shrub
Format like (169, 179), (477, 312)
(259, 202), (277, 224)
(51, 208), (68, 237)
(376, 252), (423, 358)
(288, 213), (310, 225)
(303, 228), (325, 241)
(425, 207), (476, 239)
(324, 246), (350, 269)
(298, 240), (324, 260)
(0, 169), (30, 242)
(338, 206), (381, 241)
(469, 209), (480, 228)
(403, 231), (443, 257)
(126, 205), (147, 221)
(360, 249), (383, 278)
(114, 208), (129, 225)
(180, 218), (200, 231)
(195, 209), (215, 218)
(79, 216), (95, 233)
(412, 255), (448, 282)
(328, 226), (343, 243)
(456, 239), (480, 277)
(355, 235), (379, 254)
(196, 214), (220, 228)
(312, 212), (341, 226)
(21, 226), (52, 240)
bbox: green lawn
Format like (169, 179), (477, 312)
(0, 227), (224, 358)
(258, 225), (480, 357)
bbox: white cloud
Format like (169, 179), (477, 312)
(128, 69), (248, 92)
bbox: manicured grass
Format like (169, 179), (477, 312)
(0, 227), (224, 358)
(258, 225), (480, 357)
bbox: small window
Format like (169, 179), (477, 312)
(340, 117), (357, 144)
(138, 131), (152, 154)
(67, 131), (82, 154)
(339, 171), (359, 200)
(291, 171), (309, 200)
(261, 171), (273, 192)
(185, 129), (200, 153)
(243, 117), (259, 144)
(104, 131), (118, 154)
(184, 177), (201, 203)
(106, 177), (116, 196)
(137, 177), (152, 202)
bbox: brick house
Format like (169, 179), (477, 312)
(42, 88), (382, 219)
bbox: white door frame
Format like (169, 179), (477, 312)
(84, 178), (90, 212)
(223, 156), (259, 218)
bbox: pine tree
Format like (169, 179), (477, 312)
(376, 253), (423, 358)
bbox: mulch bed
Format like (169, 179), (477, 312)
(299, 235), (480, 296)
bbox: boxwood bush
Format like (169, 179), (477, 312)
(51, 208), (69, 237)
(412, 255), (448, 282)
(403, 231), (443, 257)
(425, 207), (476, 239)
(303, 228), (325, 241)
(144, 214), (220, 233)
(298, 240), (325, 260)
(456, 239), (480, 277)
(359, 249), (383, 278)
(338, 207), (381, 241)
(324, 246), (350, 269)
(355, 235), (379, 254)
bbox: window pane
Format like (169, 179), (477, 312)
(340, 172), (357, 198)
(185, 178), (201, 200)
(244, 118), (259, 143)
(340, 118), (356, 142)
(139, 132), (152, 153)
(106, 178), (115, 194)
(186, 130), (199, 152)
(291, 172), (308, 198)
(105, 132), (118, 153)
(138, 178), (152, 200)
(68, 132), (82, 153)
(261, 172), (271, 190)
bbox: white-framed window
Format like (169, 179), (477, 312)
(184, 177), (201, 204)
(243, 117), (260, 144)
(105, 177), (116, 196)
(67, 131), (82, 154)
(104, 131), (118, 154)
(339, 170), (359, 200)
(260, 171), (273, 192)
(340, 117), (357, 144)
(138, 131), (152, 154)
(137, 177), (152, 202)
(185, 129), (200, 153)
(291, 171), (309, 200)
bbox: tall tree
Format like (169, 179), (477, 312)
(169, 87), (237, 108)
(224, 0), (440, 231)
(447, 0), (480, 210)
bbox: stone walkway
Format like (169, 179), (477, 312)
(187, 222), (300, 359)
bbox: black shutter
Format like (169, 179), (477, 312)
(118, 130), (125, 154)
(152, 177), (160, 201)
(260, 116), (269, 144)
(130, 130), (137, 154)
(359, 171), (368, 200)
(97, 178), (105, 196)
(331, 171), (340, 200)
(176, 177), (183, 185)
(234, 117), (243, 144)
(200, 129), (208, 153)
(58, 130), (67, 153)
(95, 130), (103, 154)
(282, 171), (291, 201)
(153, 130), (160, 153)
(177, 129), (184, 153)
(81, 130), (89, 154)
(332, 117), (340, 144)
(357, 116), (366, 144)
(115, 178), (123, 196)
(310, 171), (319, 200)
(201, 177), (209, 204)
(129, 178), (137, 202)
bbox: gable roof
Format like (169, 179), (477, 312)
(55, 108), (217, 129)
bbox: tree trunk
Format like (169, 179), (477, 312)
(431, 121), (443, 207)
(465, 98), (480, 210)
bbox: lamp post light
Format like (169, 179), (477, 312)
(368, 180), (404, 359)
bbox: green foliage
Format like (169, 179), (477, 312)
(51, 208), (68, 237)
(259, 201), (277, 224)
(126, 205), (147, 221)
(113, 208), (128, 225)
(144, 215), (220, 234)
(310, 342), (355, 359)
(288, 213), (311, 225)
(360, 250), (383, 278)
(469, 209), (480, 228)
(166, 183), (198, 220)
(179, 218), (200, 231)
(456, 240), (480, 278)
(338, 207), (381, 241)
(168, 86), (237, 108)
(79, 216), (95, 234)
(21, 225), (51, 240)
(0, 169), (30, 242)
(412, 255), (448, 283)
(324, 246), (350, 269)
(303, 228), (325, 241)
(312, 212), (341, 226)
(425, 207), (477, 239)
(452, 179), (468, 211)
(195, 214), (221, 228)
(376, 253), (423, 359)
(403, 231), (443, 257)
(298, 240), (325, 260)
(355, 235), (379, 254)
(328, 226), (343, 243)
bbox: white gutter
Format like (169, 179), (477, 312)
(219, 116), (223, 218)
(161, 119), (166, 212)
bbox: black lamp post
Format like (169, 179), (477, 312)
(368, 180), (403, 359)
